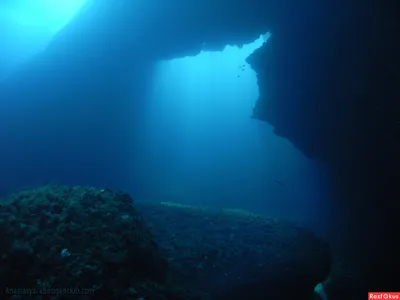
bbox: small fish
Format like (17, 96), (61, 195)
(275, 180), (288, 192)
(275, 180), (285, 187)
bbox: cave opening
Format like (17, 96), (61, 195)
(130, 33), (332, 235)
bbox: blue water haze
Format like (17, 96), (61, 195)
(130, 37), (333, 235)
(0, 2), (334, 239)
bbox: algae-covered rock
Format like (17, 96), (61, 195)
(0, 186), (331, 300)
(137, 202), (331, 300)
(0, 185), (168, 299)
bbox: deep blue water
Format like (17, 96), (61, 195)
(0, 0), (335, 241)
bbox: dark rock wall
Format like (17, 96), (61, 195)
(247, 0), (400, 290)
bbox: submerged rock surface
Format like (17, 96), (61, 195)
(137, 202), (331, 300)
(0, 186), (331, 299)
(0, 186), (169, 299)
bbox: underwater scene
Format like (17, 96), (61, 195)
(0, 1), (399, 299)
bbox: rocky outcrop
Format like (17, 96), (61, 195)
(247, 0), (400, 292)
(0, 186), (169, 299)
(0, 186), (331, 299)
(247, 0), (400, 173)
(137, 202), (331, 300)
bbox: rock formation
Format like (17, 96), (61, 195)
(0, 0), (398, 293)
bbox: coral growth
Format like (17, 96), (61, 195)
(0, 186), (169, 299)
(0, 186), (331, 300)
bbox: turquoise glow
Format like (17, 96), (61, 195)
(0, 0), (88, 79)
(5, 0), (87, 33)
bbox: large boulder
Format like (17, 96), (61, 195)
(0, 186), (170, 299)
(137, 202), (331, 300)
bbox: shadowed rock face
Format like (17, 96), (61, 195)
(248, 0), (400, 174)
(246, 0), (400, 292)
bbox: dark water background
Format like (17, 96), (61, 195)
(0, 0), (342, 252)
